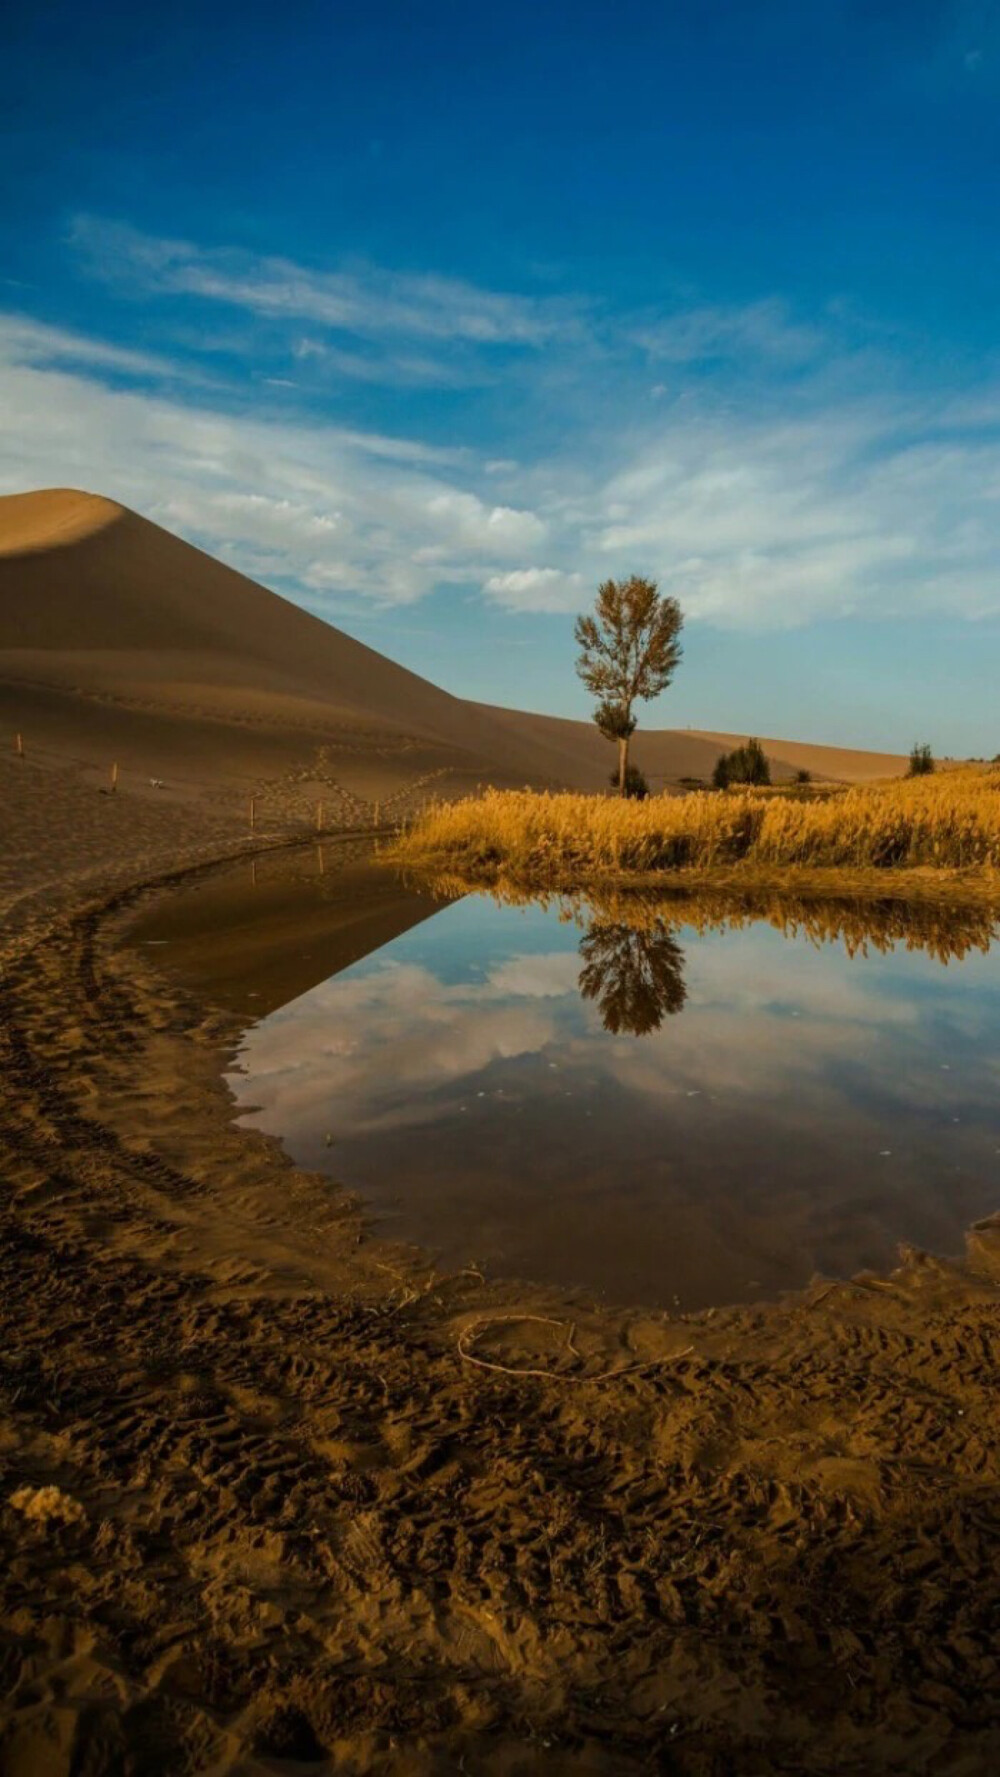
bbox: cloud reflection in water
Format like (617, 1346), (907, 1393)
(230, 893), (1000, 1309)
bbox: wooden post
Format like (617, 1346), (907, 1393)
(15, 732), (23, 758)
(374, 799), (380, 829)
(249, 796), (256, 832)
(317, 844), (325, 876)
(110, 762), (119, 794)
(316, 801), (323, 833)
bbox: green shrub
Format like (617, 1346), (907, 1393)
(908, 743), (935, 777)
(713, 738), (771, 789)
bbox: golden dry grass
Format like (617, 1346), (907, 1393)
(391, 767), (1000, 884)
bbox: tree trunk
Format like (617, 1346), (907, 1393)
(618, 733), (629, 796)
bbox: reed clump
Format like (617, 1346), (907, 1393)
(391, 768), (1000, 883)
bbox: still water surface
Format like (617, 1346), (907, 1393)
(132, 851), (1000, 1310)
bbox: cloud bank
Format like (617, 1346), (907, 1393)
(1, 220), (999, 630)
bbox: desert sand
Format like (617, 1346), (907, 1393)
(2, 489), (999, 1774)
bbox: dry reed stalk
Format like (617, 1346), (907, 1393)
(389, 769), (1000, 881)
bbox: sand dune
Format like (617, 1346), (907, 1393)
(0, 490), (540, 769)
(0, 488), (908, 805)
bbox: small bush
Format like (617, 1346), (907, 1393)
(795, 768), (812, 784)
(908, 743), (935, 777)
(713, 738), (771, 789)
(611, 763), (650, 800)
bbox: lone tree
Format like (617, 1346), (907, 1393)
(575, 577), (684, 795)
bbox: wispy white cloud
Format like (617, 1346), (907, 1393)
(484, 566), (584, 613)
(70, 215), (585, 349)
(290, 334), (479, 388)
(0, 311), (181, 380)
(569, 400), (1000, 628)
(631, 297), (823, 366)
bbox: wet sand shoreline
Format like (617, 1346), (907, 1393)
(3, 765), (1000, 1773)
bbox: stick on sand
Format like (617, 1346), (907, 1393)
(456, 1314), (693, 1383)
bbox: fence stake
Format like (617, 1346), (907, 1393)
(249, 796), (256, 832)
(316, 800), (323, 833)
(15, 732), (23, 758)
(110, 762), (119, 794)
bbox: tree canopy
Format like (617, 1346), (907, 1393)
(575, 577), (683, 794)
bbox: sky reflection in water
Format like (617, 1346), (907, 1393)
(230, 889), (1000, 1310)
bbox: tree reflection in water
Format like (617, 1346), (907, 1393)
(578, 919), (687, 1035)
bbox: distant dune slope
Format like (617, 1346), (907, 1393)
(0, 489), (907, 794)
(472, 709), (906, 789)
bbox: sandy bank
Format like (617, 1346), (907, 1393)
(1, 750), (1000, 1773)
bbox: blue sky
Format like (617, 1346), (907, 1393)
(2, 0), (999, 751)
